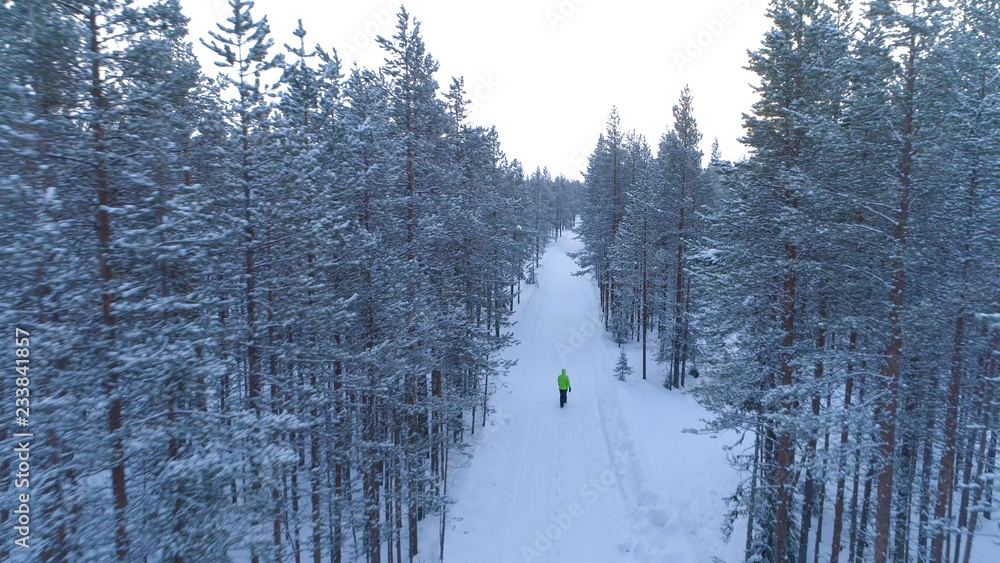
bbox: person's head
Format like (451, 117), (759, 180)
(561, 369), (566, 375)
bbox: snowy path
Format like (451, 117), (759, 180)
(416, 230), (743, 562)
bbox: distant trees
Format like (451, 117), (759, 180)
(525, 168), (581, 284)
(0, 1), (576, 560)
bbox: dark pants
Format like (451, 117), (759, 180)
(560, 389), (567, 408)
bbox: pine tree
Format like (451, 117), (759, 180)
(693, 0), (854, 559)
(655, 86), (704, 391)
(611, 133), (656, 376)
(614, 350), (633, 381)
(0, 1), (236, 559)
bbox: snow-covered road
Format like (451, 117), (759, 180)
(415, 229), (744, 562)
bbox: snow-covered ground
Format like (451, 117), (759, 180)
(415, 230), (745, 562)
(415, 228), (1000, 563)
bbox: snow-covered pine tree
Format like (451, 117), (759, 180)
(337, 63), (408, 561)
(106, 14), (239, 560)
(614, 350), (633, 381)
(0, 1), (234, 559)
(692, 0), (854, 560)
(922, 1), (1000, 557)
(610, 133), (655, 375)
(0, 2), (92, 557)
(525, 167), (554, 284)
(891, 1), (1000, 559)
(252, 20), (360, 560)
(200, 1), (289, 559)
(838, 3), (944, 561)
(655, 87), (705, 391)
(578, 108), (627, 333)
(376, 9), (452, 558)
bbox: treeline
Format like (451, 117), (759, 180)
(579, 1), (1000, 562)
(576, 91), (721, 386)
(0, 1), (576, 561)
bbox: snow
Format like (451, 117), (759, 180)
(416, 229), (745, 562)
(414, 227), (1000, 563)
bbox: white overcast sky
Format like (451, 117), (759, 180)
(180, 0), (774, 179)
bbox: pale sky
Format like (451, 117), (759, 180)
(181, 0), (775, 179)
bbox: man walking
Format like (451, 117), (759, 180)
(558, 368), (571, 408)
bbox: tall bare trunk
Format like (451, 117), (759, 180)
(407, 380), (420, 562)
(953, 427), (977, 563)
(814, 395), (832, 563)
(857, 453), (876, 562)
(799, 303), (826, 562)
(364, 392), (380, 563)
(831, 332), (857, 563)
(873, 26), (917, 563)
(774, 246), (796, 563)
(746, 430), (761, 558)
(439, 442), (449, 562)
(88, 7), (128, 558)
(960, 403), (993, 563)
(642, 216), (648, 380)
(672, 195), (685, 389)
(917, 405), (937, 563)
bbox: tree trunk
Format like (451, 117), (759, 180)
(917, 406), (937, 563)
(268, 281), (282, 562)
(894, 428), (917, 562)
(672, 201), (685, 390)
(857, 455), (876, 563)
(642, 236), (648, 380)
(814, 395), (832, 563)
(960, 407), (992, 563)
(311, 421), (324, 563)
(439, 441), (449, 562)
(365, 393), (380, 563)
(483, 371), (489, 428)
(774, 247), (796, 563)
(395, 456), (403, 563)
(932, 308), (965, 563)
(799, 309), (826, 563)
(953, 428), (977, 563)
(831, 332), (856, 563)
(873, 28), (917, 563)
(849, 370), (868, 563)
(407, 379), (420, 562)
(746, 430), (761, 558)
(88, 7), (128, 559)
(331, 348), (346, 563)
(385, 462), (394, 563)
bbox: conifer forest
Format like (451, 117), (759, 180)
(1, 1), (999, 562)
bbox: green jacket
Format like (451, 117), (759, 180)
(558, 369), (571, 391)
